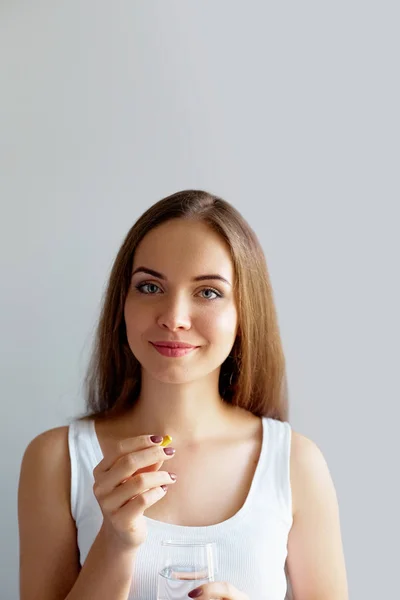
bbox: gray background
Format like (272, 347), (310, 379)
(1, 2), (399, 598)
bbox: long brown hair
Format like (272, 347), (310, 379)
(78, 190), (289, 422)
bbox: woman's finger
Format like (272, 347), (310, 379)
(188, 581), (249, 600)
(94, 434), (168, 473)
(95, 445), (175, 495)
(100, 470), (177, 513)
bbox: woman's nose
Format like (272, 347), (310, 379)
(156, 295), (191, 331)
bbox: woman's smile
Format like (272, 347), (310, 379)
(149, 342), (200, 358)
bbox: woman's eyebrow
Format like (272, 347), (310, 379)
(131, 266), (231, 286)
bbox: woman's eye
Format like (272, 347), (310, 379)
(134, 283), (221, 300)
(135, 282), (161, 294)
(199, 288), (221, 300)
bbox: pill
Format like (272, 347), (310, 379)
(160, 435), (173, 447)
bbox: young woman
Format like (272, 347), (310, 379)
(18, 190), (349, 600)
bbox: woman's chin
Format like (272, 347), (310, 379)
(143, 367), (203, 386)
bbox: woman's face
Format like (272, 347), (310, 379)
(124, 219), (239, 385)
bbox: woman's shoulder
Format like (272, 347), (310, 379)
(261, 420), (329, 493)
(290, 429), (328, 469)
(19, 426), (74, 543)
(19, 426), (81, 597)
(286, 430), (348, 597)
(289, 429), (335, 514)
(23, 424), (70, 451)
(21, 426), (71, 479)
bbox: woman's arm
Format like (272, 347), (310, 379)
(286, 431), (349, 600)
(65, 526), (138, 600)
(18, 427), (137, 600)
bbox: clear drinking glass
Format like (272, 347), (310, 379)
(157, 540), (217, 600)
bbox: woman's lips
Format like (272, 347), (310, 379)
(150, 343), (199, 358)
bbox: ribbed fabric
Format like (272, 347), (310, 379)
(68, 417), (293, 599)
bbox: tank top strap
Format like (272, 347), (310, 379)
(254, 417), (293, 525)
(68, 418), (101, 521)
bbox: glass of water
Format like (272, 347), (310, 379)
(157, 540), (217, 600)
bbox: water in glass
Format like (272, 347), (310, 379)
(157, 564), (213, 600)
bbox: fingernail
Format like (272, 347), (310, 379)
(161, 485), (168, 492)
(188, 589), (203, 598)
(163, 447), (175, 456)
(150, 435), (163, 443)
(169, 472), (177, 481)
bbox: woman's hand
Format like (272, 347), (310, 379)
(188, 582), (249, 600)
(92, 433), (177, 552)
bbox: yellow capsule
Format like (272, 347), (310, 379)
(160, 435), (173, 447)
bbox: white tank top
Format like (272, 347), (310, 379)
(68, 416), (293, 599)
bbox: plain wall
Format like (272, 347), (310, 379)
(1, 2), (399, 598)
